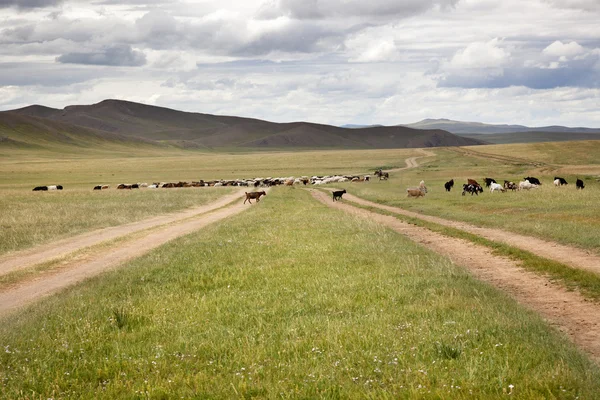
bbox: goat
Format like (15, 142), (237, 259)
(483, 178), (497, 187)
(244, 191), (267, 204)
(524, 176), (541, 185)
(490, 182), (505, 193)
(407, 187), (426, 198)
(576, 179), (585, 190)
(444, 179), (454, 192)
(332, 189), (347, 201)
(554, 177), (568, 186)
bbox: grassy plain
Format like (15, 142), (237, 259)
(0, 148), (416, 255)
(0, 188), (236, 256)
(0, 148), (415, 190)
(2, 189), (600, 398)
(340, 144), (600, 253)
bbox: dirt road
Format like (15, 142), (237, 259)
(385, 149), (436, 173)
(0, 190), (246, 276)
(339, 192), (600, 274)
(0, 191), (253, 316)
(310, 189), (600, 363)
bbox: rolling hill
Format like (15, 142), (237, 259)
(0, 111), (167, 155)
(403, 118), (600, 135)
(2, 100), (484, 151)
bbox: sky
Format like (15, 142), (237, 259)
(1, 0), (600, 127)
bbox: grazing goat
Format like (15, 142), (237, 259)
(462, 183), (483, 196)
(244, 191), (266, 204)
(374, 169), (389, 180)
(524, 176), (541, 185)
(406, 187), (426, 198)
(444, 179), (454, 192)
(576, 178), (585, 190)
(332, 189), (346, 201)
(489, 182), (505, 193)
(554, 177), (568, 186)
(483, 178), (497, 187)
(467, 179), (480, 187)
(503, 180), (517, 191)
(519, 180), (538, 190)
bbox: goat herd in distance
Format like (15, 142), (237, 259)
(445, 176), (586, 197)
(30, 170), (587, 204)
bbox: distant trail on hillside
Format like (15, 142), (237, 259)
(384, 149), (436, 173)
(310, 188), (600, 363)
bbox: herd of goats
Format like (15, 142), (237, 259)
(434, 176), (586, 198)
(31, 171), (588, 200)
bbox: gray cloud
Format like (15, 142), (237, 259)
(257, 0), (459, 19)
(0, 62), (111, 86)
(0, 0), (62, 8)
(56, 45), (147, 66)
(439, 64), (600, 90)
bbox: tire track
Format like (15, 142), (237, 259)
(310, 188), (600, 363)
(0, 195), (254, 316)
(0, 189), (246, 276)
(335, 191), (600, 275)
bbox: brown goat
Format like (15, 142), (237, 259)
(244, 191), (267, 204)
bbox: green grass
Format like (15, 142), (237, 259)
(0, 148), (418, 190)
(340, 147), (600, 253)
(1, 188), (599, 398)
(473, 141), (600, 165)
(345, 197), (600, 302)
(0, 188), (236, 255)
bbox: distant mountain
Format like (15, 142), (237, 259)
(457, 131), (600, 145)
(0, 111), (165, 154)
(340, 124), (383, 129)
(3, 100), (484, 150)
(403, 118), (600, 135)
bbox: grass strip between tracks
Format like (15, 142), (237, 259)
(0, 195), (246, 290)
(341, 194), (600, 302)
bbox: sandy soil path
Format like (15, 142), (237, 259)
(0, 192), (254, 316)
(339, 192), (600, 274)
(310, 189), (600, 363)
(385, 149), (436, 173)
(0, 189), (246, 276)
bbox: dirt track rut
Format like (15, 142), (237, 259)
(0, 190), (246, 276)
(310, 189), (600, 363)
(0, 192), (252, 316)
(339, 192), (600, 274)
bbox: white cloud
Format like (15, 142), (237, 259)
(449, 38), (510, 68)
(543, 40), (585, 58)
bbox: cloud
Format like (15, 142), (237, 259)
(56, 45), (147, 66)
(544, 0), (600, 11)
(439, 61), (600, 89)
(543, 40), (585, 58)
(449, 38), (510, 68)
(257, 0), (459, 19)
(0, 0), (62, 8)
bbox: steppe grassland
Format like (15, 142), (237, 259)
(2, 188), (599, 399)
(0, 148), (417, 255)
(342, 145), (600, 253)
(0, 188), (237, 256)
(473, 140), (600, 165)
(0, 148), (415, 189)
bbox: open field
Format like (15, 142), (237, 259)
(2, 140), (600, 396)
(338, 144), (600, 253)
(2, 188), (600, 398)
(0, 148), (418, 190)
(0, 188), (237, 256)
